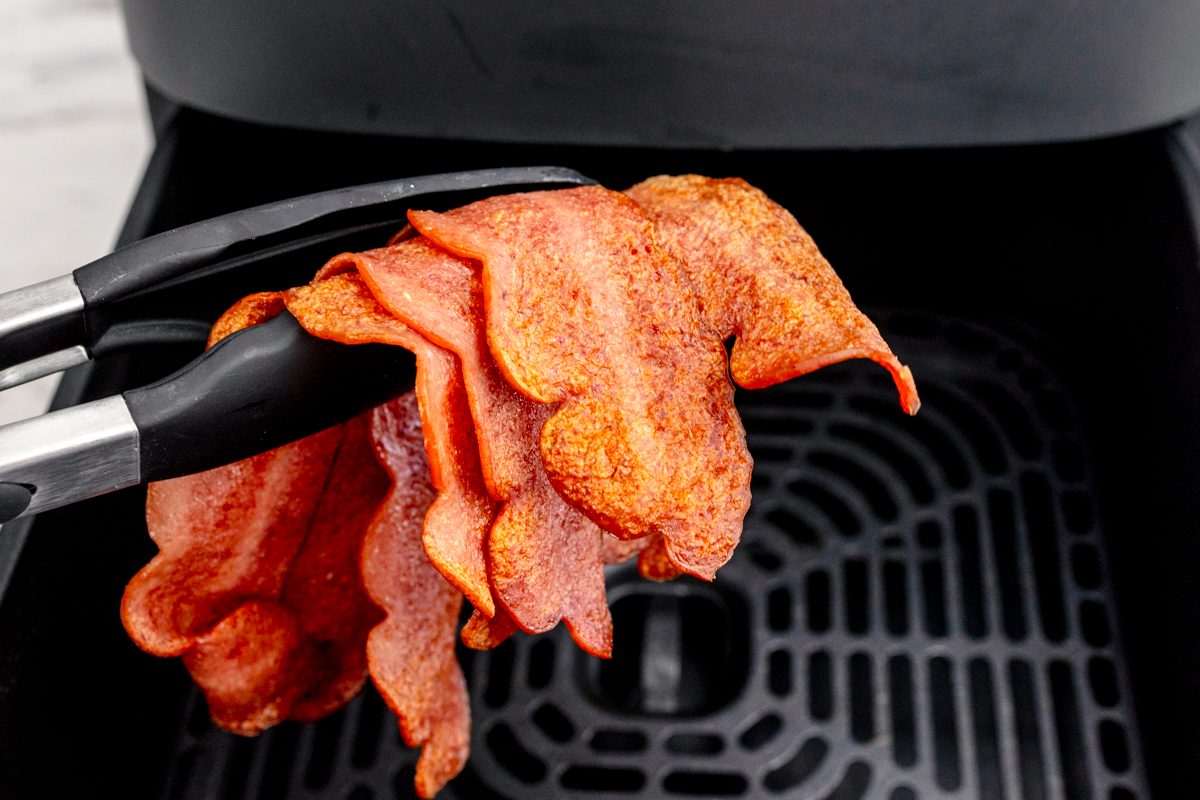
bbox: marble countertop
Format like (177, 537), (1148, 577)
(0, 0), (150, 425)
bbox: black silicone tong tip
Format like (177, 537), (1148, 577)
(125, 310), (416, 481)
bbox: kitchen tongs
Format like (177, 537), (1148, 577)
(0, 166), (596, 524)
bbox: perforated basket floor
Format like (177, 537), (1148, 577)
(162, 312), (1147, 800)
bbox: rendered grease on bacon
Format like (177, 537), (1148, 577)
(625, 174), (920, 413)
(409, 186), (753, 581)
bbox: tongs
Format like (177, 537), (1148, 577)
(0, 167), (596, 523)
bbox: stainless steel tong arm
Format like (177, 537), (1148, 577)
(0, 275), (89, 390)
(0, 397), (138, 522)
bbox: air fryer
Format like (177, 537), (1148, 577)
(3, 6), (1200, 800)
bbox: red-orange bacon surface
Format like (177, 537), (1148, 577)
(121, 175), (919, 798)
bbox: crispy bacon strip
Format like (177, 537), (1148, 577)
(599, 530), (689, 584)
(320, 239), (612, 657)
(625, 175), (920, 414)
(123, 298), (388, 734)
(179, 412), (389, 730)
(278, 412), (391, 721)
(409, 187), (752, 580)
(599, 532), (682, 583)
(363, 394), (471, 800)
(600, 533), (648, 566)
(460, 605), (520, 649)
(630, 534), (684, 581)
(285, 271), (499, 618)
(283, 274), (476, 797)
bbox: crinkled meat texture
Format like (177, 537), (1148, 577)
(286, 271), (499, 619)
(460, 605), (520, 650)
(601, 532), (648, 566)
(325, 240), (540, 500)
(321, 240), (612, 657)
(625, 175), (920, 414)
(630, 533), (683, 581)
(409, 187), (752, 580)
(362, 394), (471, 800)
(123, 399), (388, 735)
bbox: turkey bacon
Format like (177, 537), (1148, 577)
(321, 239), (613, 657)
(625, 174), (920, 413)
(409, 186), (753, 580)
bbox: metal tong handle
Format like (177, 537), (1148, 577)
(0, 166), (599, 522)
(0, 166), (596, 383)
(0, 311), (416, 523)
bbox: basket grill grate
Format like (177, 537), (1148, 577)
(162, 312), (1147, 800)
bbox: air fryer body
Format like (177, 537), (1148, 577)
(121, 0), (1200, 148)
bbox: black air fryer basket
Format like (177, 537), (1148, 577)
(4, 5), (1200, 798)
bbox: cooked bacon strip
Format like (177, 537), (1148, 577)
(284, 274), (478, 797)
(278, 411), (391, 721)
(601, 532), (646, 565)
(181, 412), (389, 730)
(460, 605), (520, 649)
(409, 187), (752, 580)
(327, 239), (537, 498)
(286, 271), (499, 618)
(631, 534), (684, 581)
(320, 238), (612, 657)
(625, 175), (920, 414)
(123, 298), (388, 733)
(181, 600), (318, 733)
(362, 394), (471, 800)
(123, 427), (342, 657)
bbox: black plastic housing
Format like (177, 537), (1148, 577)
(120, 0), (1200, 148)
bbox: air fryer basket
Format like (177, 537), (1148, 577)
(1, 104), (1198, 799)
(163, 315), (1146, 800)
